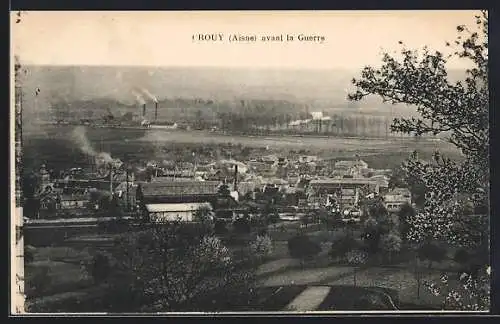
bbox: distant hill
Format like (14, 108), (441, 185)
(19, 65), (467, 123)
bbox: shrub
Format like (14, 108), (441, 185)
(194, 236), (233, 271)
(288, 235), (321, 261)
(346, 249), (368, 265)
(249, 235), (273, 261)
(379, 232), (403, 262)
(329, 235), (359, 261)
(194, 205), (213, 223)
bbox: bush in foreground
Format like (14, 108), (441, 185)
(104, 222), (257, 312)
(329, 234), (359, 262)
(249, 234), (273, 262)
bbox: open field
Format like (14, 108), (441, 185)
(23, 125), (461, 173)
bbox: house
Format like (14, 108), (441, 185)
(59, 193), (90, 209)
(298, 155), (319, 164)
(333, 158), (369, 177)
(148, 202), (213, 223)
(383, 187), (412, 213)
(137, 180), (225, 222)
(309, 178), (381, 195)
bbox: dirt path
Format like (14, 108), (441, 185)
(284, 286), (332, 311)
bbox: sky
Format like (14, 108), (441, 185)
(11, 10), (484, 70)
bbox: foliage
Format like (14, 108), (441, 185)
(329, 234), (360, 260)
(424, 267), (490, 311)
(348, 11), (489, 306)
(106, 222), (254, 312)
(346, 249), (369, 286)
(397, 202), (416, 240)
(249, 235), (273, 261)
(348, 11), (489, 250)
(361, 198), (400, 255)
(346, 249), (368, 266)
(89, 253), (111, 284)
(194, 205), (213, 224)
(217, 184), (231, 197)
(379, 232), (403, 262)
(287, 235), (322, 261)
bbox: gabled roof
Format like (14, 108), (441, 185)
(145, 202), (211, 213)
(140, 180), (221, 198)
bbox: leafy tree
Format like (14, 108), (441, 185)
(348, 10), (489, 310)
(329, 234), (359, 262)
(107, 222), (255, 312)
(397, 202), (416, 241)
(346, 249), (368, 286)
(349, 11), (489, 249)
(379, 232), (403, 263)
(249, 235), (273, 262)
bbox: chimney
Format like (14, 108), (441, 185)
(233, 165), (238, 192)
(155, 102), (158, 121)
(142, 103), (146, 117)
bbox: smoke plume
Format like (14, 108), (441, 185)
(71, 126), (123, 169)
(140, 88), (158, 103)
(131, 89), (146, 105)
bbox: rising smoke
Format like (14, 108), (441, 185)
(71, 126), (123, 169)
(131, 89), (146, 105)
(140, 88), (158, 103)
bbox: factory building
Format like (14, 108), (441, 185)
(137, 180), (222, 222)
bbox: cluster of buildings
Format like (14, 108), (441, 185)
(28, 152), (412, 223)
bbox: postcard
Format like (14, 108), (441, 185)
(10, 10), (490, 315)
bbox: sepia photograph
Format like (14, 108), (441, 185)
(10, 10), (489, 314)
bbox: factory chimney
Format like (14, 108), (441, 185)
(142, 103), (146, 117)
(155, 102), (158, 121)
(233, 165), (238, 192)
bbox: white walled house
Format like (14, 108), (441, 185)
(147, 202), (212, 222)
(383, 188), (412, 213)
